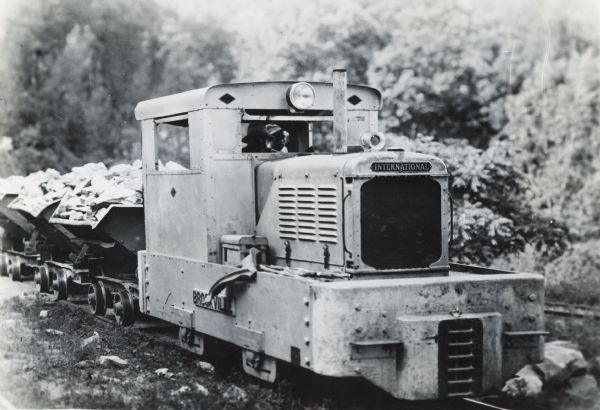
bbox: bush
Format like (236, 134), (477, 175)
(544, 240), (600, 305)
(505, 49), (600, 240)
(389, 134), (570, 265)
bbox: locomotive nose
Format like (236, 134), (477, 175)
(309, 273), (544, 401)
(341, 313), (503, 400)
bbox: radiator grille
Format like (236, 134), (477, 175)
(360, 176), (441, 269)
(278, 184), (338, 243)
(438, 319), (483, 397)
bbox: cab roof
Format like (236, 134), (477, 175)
(134, 81), (382, 121)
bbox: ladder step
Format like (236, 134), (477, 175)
(448, 353), (474, 359)
(448, 341), (474, 347)
(447, 391), (473, 397)
(448, 379), (474, 385)
(448, 366), (475, 372)
(448, 329), (474, 334)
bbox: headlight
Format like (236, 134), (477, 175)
(360, 132), (386, 151)
(286, 82), (315, 110)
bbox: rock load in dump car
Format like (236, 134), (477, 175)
(51, 161), (143, 225)
(0, 161), (148, 285)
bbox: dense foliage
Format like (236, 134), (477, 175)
(545, 240), (600, 305)
(389, 135), (569, 264)
(368, 4), (545, 146)
(2, 0), (236, 173)
(506, 47), (600, 240)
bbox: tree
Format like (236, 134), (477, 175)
(505, 46), (600, 240)
(156, 17), (236, 95)
(274, 11), (391, 84)
(3, 0), (162, 172)
(367, 2), (549, 146)
(2, 0), (237, 173)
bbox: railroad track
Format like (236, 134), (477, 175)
(42, 295), (521, 410)
(55, 297), (180, 345)
(51, 294), (519, 410)
(544, 299), (600, 320)
(0, 277), (590, 410)
(461, 397), (512, 410)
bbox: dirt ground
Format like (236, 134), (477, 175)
(0, 276), (598, 409)
(0, 278), (406, 410)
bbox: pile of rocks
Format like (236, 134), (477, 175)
(503, 340), (599, 402)
(0, 160), (149, 223)
(52, 161), (143, 224)
(2, 169), (69, 216)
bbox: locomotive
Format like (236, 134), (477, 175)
(0, 70), (546, 401)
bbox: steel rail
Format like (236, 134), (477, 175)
(544, 300), (600, 320)
(462, 398), (512, 410)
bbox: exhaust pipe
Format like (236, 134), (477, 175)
(332, 69), (348, 153)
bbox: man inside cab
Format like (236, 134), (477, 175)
(242, 124), (288, 153)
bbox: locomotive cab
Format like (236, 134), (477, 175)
(134, 72), (546, 401)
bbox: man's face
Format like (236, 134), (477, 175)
(269, 133), (286, 151)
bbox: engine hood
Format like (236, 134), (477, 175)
(258, 150), (446, 180)
(254, 150), (449, 272)
(256, 150), (446, 215)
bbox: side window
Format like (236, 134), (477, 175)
(155, 118), (190, 170)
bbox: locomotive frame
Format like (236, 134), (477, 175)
(0, 70), (548, 401)
(131, 72), (546, 400)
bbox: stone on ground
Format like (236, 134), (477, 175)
(567, 357), (589, 378)
(170, 385), (191, 396)
(195, 360), (215, 374)
(45, 328), (64, 336)
(98, 355), (128, 368)
(502, 364), (543, 397)
(76, 360), (94, 369)
(80, 332), (99, 350)
(39, 310), (48, 318)
(194, 383), (209, 396)
(154, 367), (174, 378)
(223, 385), (249, 404)
(536, 340), (587, 386)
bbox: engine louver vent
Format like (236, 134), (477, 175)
(278, 184), (338, 243)
(278, 186), (297, 240)
(297, 186), (317, 241)
(317, 186), (338, 242)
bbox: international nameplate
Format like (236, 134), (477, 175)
(370, 162), (432, 172)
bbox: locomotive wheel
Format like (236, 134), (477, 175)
(0, 254), (7, 277)
(38, 265), (51, 293)
(53, 271), (68, 300)
(10, 262), (22, 282)
(88, 282), (107, 316)
(113, 289), (135, 326)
